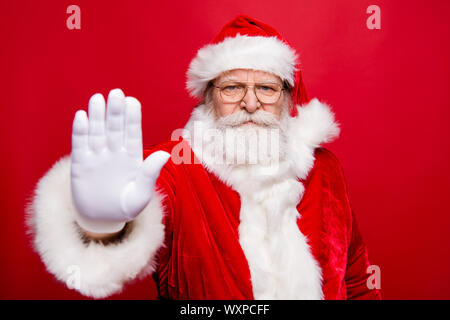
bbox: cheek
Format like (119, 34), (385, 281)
(213, 95), (238, 117)
(273, 95), (289, 117)
(263, 103), (283, 117)
(219, 105), (237, 117)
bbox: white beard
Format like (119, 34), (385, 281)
(220, 125), (284, 168)
(184, 104), (291, 178)
(181, 99), (339, 299)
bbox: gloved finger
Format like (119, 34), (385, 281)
(106, 89), (126, 152)
(124, 96), (143, 159)
(88, 93), (106, 153)
(71, 110), (89, 163)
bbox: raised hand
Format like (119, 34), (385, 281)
(70, 89), (170, 234)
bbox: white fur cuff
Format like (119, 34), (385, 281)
(26, 156), (166, 299)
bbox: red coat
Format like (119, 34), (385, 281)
(145, 139), (381, 300)
(29, 99), (380, 300)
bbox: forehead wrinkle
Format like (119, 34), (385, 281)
(218, 78), (282, 86)
(254, 72), (282, 83)
(219, 76), (241, 82)
(217, 69), (280, 83)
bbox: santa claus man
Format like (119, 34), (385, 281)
(28, 15), (381, 300)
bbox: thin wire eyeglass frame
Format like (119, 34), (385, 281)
(211, 81), (286, 104)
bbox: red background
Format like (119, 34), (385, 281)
(1, 0), (449, 300)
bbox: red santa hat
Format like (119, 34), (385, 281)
(186, 14), (309, 117)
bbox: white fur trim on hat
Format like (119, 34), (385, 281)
(186, 34), (298, 98)
(26, 156), (166, 299)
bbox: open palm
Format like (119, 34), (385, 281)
(70, 89), (170, 233)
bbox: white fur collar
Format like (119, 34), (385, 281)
(182, 98), (340, 299)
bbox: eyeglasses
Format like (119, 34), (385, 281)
(212, 81), (285, 104)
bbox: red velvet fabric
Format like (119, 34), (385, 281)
(143, 139), (381, 300)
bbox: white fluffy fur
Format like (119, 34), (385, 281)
(183, 98), (340, 299)
(186, 34), (298, 98)
(286, 98), (341, 180)
(27, 156), (166, 299)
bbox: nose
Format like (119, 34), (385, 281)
(241, 86), (260, 113)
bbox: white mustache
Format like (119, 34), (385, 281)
(216, 109), (280, 128)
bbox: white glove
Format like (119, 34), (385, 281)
(70, 89), (170, 234)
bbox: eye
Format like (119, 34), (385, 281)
(221, 84), (245, 95)
(257, 85), (277, 92)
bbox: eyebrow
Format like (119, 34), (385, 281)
(219, 78), (281, 84)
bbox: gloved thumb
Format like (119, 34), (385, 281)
(121, 151), (171, 219)
(136, 151), (171, 190)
